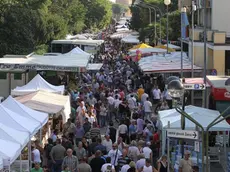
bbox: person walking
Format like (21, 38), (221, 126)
(50, 139), (66, 172)
(62, 149), (78, 172)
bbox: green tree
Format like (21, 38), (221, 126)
(112, 3), (128, 20)
(81, 0), (112, 31)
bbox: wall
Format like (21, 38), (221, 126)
(212, 0), (230, 36)
(213, 50), (225, 75)
(0, 72), (26, 98)
(194, 45), (205, 67)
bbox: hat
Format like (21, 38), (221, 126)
(129, 161), (136, 168)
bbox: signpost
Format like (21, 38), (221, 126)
(167, 129), (199, 140)
(183, 83), (206, 90)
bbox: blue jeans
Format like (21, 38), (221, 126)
(52, 159), (63, 172)
(99, 116), (106, 127)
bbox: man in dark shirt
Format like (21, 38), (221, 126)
(88, 137), (98, 156)
(83, 118), (91, 134)
(117, 149), (131, 171)
(94, 138), (106, 155)
(90, 150), (105, 172)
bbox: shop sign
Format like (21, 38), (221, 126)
(167, 129), (199, 140)
(183, 83), (205, 90)
(224, 92), (230, 98)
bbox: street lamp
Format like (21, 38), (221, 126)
(164, 0), (171, 53)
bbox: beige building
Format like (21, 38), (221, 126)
(183, 0), (230, 75)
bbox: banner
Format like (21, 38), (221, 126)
(0, 64), (81, 72)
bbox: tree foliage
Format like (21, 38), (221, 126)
(0, 0), (112, 57)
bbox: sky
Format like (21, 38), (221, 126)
(109, 0), (116, 3)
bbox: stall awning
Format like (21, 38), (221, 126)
(138, 52), (202, 73)
(87, 63), (103, 71)
(11, 74), (65, 96)
(15, 91), (71, 122)
(0, 53), (90, 72)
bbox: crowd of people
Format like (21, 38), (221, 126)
(30, 24), (199, 172)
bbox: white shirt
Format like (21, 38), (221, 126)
(102, 139), (113, 152)
(141, 93), (149, 103)
(107, 96), (115, 105)
(164, 91), (172, 100)
(128, 97), (135, 109)
(114, 99), (122, 108)
(125, 79), (132, 86)
(143, 147), (152, 159)
(144, 101), (152, 113)
(87, 97), (97, 106)
(108, 149), (122, 166)
(118, 124), (128, 134)
(143, 165), (153, 172)
(120, 164), (130, 172)
(32, 149), (41, 163)
(153, 89), (161, 99)
(101, 163), (115, 172)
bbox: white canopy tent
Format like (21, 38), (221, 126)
(121, 35), (140, 44)
(116, 28), (130, 32)
(0, 122), (30, 150)
(159, 105), (230, 131)
(0, 104), (40, 136)
(64, 47), (91, 56)
(164, 43), (181, 50)
(159, 105), (230, 155)
(15, 91), (71, 122)
(0, 139), (21, 164)
(129, 47), (167, 54)
(87, 63), (103, 71)
(0, 53), (90, 72)
(2, 96), (48, 127)
(138, 52), (202, 73)
(11, 74), (65, 96)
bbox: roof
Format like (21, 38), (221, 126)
(51, 39), (104, 46)
(207, 75), (230, 88)
(138, 52), (202, 73)
(183, 78), (210, 87)
(0, 53), (90, 72)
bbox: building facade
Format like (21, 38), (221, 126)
(183, 0), (230, 75)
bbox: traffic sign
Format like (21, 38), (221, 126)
(183, 83), (206, 90)
(167, 129), (199, 140)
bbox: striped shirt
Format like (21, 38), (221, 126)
(62, 155), (79, 172)
(90, 128), (101, 139)
(117, 156), (131, 171)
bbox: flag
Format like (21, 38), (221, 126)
(181, 12), (189, 39)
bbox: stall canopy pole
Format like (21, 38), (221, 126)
(39, 129), (42, 143)
(167, 137), (170, 172)
(28, 140), (32, 170)
(20, 154), (22, 172)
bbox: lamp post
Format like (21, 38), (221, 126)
(164, 0), (171, 54)
(157, 14), (162, 44)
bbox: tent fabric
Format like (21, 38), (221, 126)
(64, 47), (91, 56)
(138, 52), (202, 73)
(0, 158), (2, 170)
(0, 122), (29, 149)
(87, 63), (103, 71)
(155, 45), (176, 52)
(2, 96), (48, 127)
(0, 104), (40, 135)
(0, 139), (21, 164)
(129, 47), (167, 54)
(121, 35), (139, 44)
(11, 74), (65, 96)
(15, 91), (71, 122)
(130, 43), (153, 50)
(163, 44), (181, 50)
(159, 105), (230, 131)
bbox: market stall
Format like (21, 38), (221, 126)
(121, 34), (140, 44)
(15, 90), (71, 123)
(138, 52), (202, 73)
(87, 63), (103, 71)
(159, 105), (230, 171)
(11, 74), (65, 96)
(64, 47), (91, 56)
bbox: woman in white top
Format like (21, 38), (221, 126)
(32, 146), (41, 165)
(143, 158), (156, 172)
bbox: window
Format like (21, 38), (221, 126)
(0, 72), (7, 79)
(14, 73), (22, 80)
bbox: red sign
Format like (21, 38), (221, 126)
(212, 87), (230, 101)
